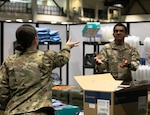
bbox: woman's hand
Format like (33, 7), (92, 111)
(66, 36), (80, 48)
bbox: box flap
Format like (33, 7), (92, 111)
(74, 73), (123, 92)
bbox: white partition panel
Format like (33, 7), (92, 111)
(69, 24), (85, 86)
(130, 22), (150, 42)
(3, 22), (36, 61)
(38, 24), (68, 85)
(69, 24), (102, 86)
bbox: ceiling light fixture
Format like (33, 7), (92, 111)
(113, 3), (123, 8)
(16, 19), (23, 22)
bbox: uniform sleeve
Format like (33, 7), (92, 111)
(130, 47), (140, 71)
(95, 46), (108, 73)
(0, 62), (11, 110)
(45, 45), (71, 69)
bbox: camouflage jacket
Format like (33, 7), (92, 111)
(0, 45), (70, 115)
(96, 41), (140, 81)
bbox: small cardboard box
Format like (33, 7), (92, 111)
(82, 22), (100, 38)
(74, 73), (150, 115)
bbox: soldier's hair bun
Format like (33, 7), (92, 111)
(15, 24), (37, 53)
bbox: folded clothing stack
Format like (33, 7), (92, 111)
(36, 27), (50, 42)
(52, 99), (66, 108)
(36, 27), (61, 42)
(50, 30), (61, 42)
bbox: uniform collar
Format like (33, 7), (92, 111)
(22, 47), (38, 54)
(111, 41), (129, 50)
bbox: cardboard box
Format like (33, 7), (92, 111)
(82, 22), (100, 38)
(0, 110), (4, 115)
(74, 73), (150, 115)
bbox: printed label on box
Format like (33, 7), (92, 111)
(89, 103), (95, 108)
(97, 99), (110, 115)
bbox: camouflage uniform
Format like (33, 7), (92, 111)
(0, 45), (70, 115)
(96, 41), (140, 82)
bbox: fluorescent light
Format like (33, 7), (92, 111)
(113, 3), (123, 8)
(5, 19), (12, 22)
(10, 0), (31, 3)
(28, 20), (32, 22)
(61, 22), (74, 24)
(16, 19), (23, 22)
(51, 21), (57, 24)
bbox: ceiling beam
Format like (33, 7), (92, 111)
(125, 0), (136, 14)
(136, 0), (148, 14)
(125, 0), (149, 14)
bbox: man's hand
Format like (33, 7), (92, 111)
(94, 52), (103, 65)
(119, 57), (128, 68)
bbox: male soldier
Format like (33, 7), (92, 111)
(94, 23), (140, 84)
